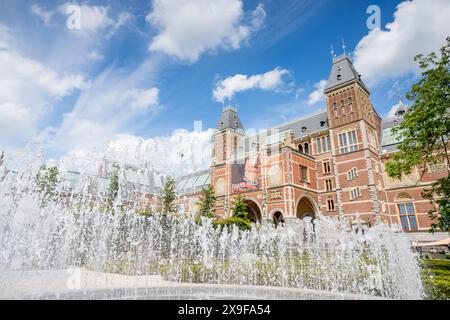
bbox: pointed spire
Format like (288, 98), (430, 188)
(324, 54), (370, 94)
(217, 106), (244, 131)
(341, 38), (346, 55)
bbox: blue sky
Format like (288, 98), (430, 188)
(0, 0), (449, 165)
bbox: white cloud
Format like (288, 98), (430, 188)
(30, 4), (54, 26)
(353, 0), (450, 85)
(213, 67), (289, 102)
(0, 25), (85, 146)
(0, 24), (12, 49)
(307, 80), (327, 106)
(123, 88), (160, 111)
(87, 51), (104, 61)
(146, 0), (265, 62)
(48, 56), (163, 154)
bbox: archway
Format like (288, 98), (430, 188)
(244, 199), (262, 223)
(296, 196), (317, 219)
(272, 211), (284, 226)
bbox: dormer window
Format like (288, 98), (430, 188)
(337, 74), (342, 81)
(320, 121), (326, 127)
(337, 66), (342, 81)
(302, 126), (307, 132)
(220, 121), (224, 127)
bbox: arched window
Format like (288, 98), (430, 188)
(304, 143), (309, 154)
(395, 193), (417, 231)
(269, 165), (282, 187)
(215, 178), (225, 196)
(298, 145), (303, 153)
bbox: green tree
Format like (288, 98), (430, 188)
(385, 37), (450, 233)
(231, 194), (249, 219)
(197, 184), (216, 218)
(228, 195), (252, 231)
(161, 176), (178, 215)
(106, 167), (120, 211)
(35, 165), (60, 203)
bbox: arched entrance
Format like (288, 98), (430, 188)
(296, 196), (317, 219)
(272, 211), (284, 226)
(244, 199), (262, 223)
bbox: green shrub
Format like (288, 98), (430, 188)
(422, 259), (450, 270)
(136, 208), (153, 217)
(212, 216), (252, 231)
(422, 277), (450, 300)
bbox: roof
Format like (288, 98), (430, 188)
(176, 169), (211, 195)
(324, 54), (369, 94)
(276, 111), (329, 139)
(216, 106), (244, 131)
(380, 100), (409, 154)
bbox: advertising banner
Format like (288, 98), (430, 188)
(231, 155), (259, 193)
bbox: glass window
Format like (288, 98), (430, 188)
(398, 202), (417, 231)
(327, 199), (335, 211)
(317, 138), (322, 154)
(323, 161), (331, 174)
(339, 130), (358, 154)
(406, 203), (415, 214)
(325, 179), (332, 191)
(300, 165), (308, 181)
(408, 216), (418, 230)
(400, 216), (409, 231)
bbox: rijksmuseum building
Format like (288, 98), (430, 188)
(177, 53), (448, 233)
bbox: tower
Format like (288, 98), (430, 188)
(324, 54), (384, 225)
(211, 106), (245, 215)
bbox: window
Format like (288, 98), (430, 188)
(332, 102), (337, 109)
(304, 143), (309, 154)
(348, 97), (353, 112)
(349, 187), (361, 200)
(316, 135), (331, 154)
(325, 179), (333, 191)
(338, 130), (358, 154)
(269, 165), (282, 187)
(327, 198), (335, 211)
(298, 145), (303, 153)
(323, 160), (331, 174)
(398, 203), (417, 231)
(300, 165), (308, 181)
(368, 129), (378, 149)
(347, 168), (358, 180)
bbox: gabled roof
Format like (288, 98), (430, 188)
(324, 54), (369, 94)
(216, 106), (244, 131)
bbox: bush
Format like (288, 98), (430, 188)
(421, 259), (450, 300)
(136, 208), (153, 217)
(422, 259), (450, 270)
(212, 216), (252, 231)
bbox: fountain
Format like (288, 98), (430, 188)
(0, 151), (423, 300)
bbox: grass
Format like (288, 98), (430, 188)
(421, 259), (450, 300)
